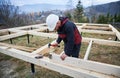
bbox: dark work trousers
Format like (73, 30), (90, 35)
(64, 43), (81, 58)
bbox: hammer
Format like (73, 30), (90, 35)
(48, 43), (60, 48)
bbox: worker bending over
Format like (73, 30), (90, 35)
(46, 14), (82, 60)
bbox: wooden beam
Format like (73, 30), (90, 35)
(50, 53), (120, 77)
(0, 46), (118, 78)
(31, 27), (48, 32)
(0, 30), (9, 36)
(82, 37), (120, 47)
(0, 29), (8, 33)
(4, 24), (45, 31)
(109, 24), (120, 40)
(0, 42), (36, 52)
(0, 46), (96, 78)
(79, 29), (115, 35)
(31, 40), (56, 54)
(86, 23), (109, 27)
(82, 26), (112, 31)
(0, 31), (27, 41)
(8, 29), (25, 33)
(84, 40), (93, 60)
(75, 23), (84, 25)
(28, 31), (57, 38)
(8, 24), (44, 30)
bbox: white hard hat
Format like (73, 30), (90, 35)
(46, 14), (59, 31)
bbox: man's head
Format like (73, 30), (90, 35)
(46, 14), (61, 31)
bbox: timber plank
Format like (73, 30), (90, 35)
(0, 42), (36, 52)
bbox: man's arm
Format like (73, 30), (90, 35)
(56, 36), (62, 44)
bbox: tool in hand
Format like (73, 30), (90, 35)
(48, 43), (60, 48)
(48, 43), (60, 59)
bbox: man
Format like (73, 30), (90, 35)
(46, 14), (82, 60)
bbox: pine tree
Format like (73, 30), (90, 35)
(74, 0), (83, 22)
(106, 13), (110, 23)
(97, 15), (106, 24)
(116, 14), (120, 22)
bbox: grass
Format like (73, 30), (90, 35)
(0, 53), (13, 61)
(2, 35), (55, 49)
(89, 43), (120, 66)
(79, 42), (88, 58)
(82, 33), (116, 40)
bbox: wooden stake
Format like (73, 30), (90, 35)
(27, 34), (30, 44)
(31, 63), (35, 74)
(8, 31), (13, 44)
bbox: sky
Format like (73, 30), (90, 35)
(10, 0), (119, 7)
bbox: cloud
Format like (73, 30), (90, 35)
(11, 0), (119, 7)
(94, 0), (119, 4)
(80, 0), (119, 7)
(11, 0), (68, 6)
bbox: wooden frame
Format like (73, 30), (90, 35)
(0, 23), (120, 78)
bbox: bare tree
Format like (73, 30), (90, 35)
(0, 0), (18, 27)
(0, 0), (34, 28)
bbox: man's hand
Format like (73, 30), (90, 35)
(60, 53), (68, 60)
(50, 42), (58, 47)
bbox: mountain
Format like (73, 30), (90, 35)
(19, 4), (67, 13)
(19, 1), (120, 14)
(85, 1), (120, 16)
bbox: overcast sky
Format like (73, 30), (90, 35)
(10, 0), (119, 7)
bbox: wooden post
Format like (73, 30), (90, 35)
(31, 27), (33, 30)
(31, 63), (35, 74)
(31, 27), (33, 37)
(27, 34), (30, 44)
(8, 31), (13, 44)
(115, 36), (118, 41)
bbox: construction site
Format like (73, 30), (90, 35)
(0, 23), (120, 78)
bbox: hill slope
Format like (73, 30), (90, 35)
(85, 1), (120, 15)
(19, 4), (67, 13)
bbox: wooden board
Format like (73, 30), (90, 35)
(82, 37), (120, 47)
(82, 26), (112, 31)
(50, 53), (120, 78)
(109, 24), (120, 40)
(0, 46), (117, 78)
(28, 31), (57, 38)
(31, 40), (56, 54)
(0, 42), (36, 52)
(86, 23), (109, 27)
(79, 29), (115, 35)
(0, 31), (27, 41)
